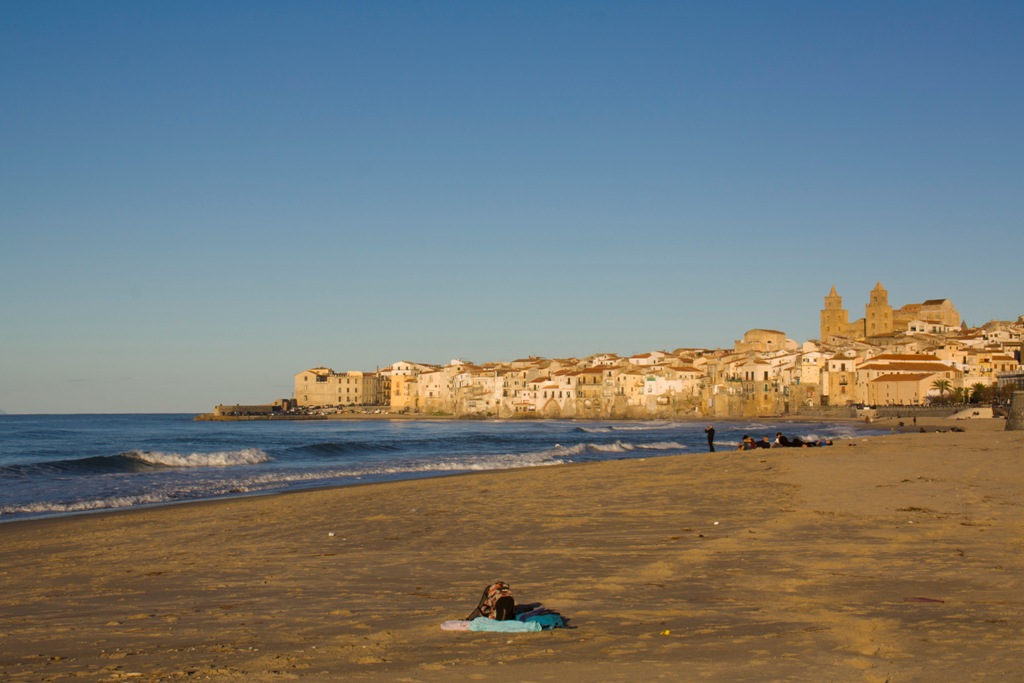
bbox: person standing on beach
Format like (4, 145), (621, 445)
(705, 425), (715, 452)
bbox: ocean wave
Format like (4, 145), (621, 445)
(372, 454), (569, 474)
(575, 422), (675, 434)
(294, 441), (401, 456)
(637, 441), (687, 450)
(589, 440), (636, 453)
(127, 449), (270, 468)
(0, 448), (270, 478)
(2, 492), (186, 516)
(575, 426), (614, 434)
(548, 440), (687, 456)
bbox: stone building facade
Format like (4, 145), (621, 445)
(294, 368), (384, 407)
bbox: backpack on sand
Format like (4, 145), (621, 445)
(467, 581), (515, 621)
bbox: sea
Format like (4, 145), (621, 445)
(0, 414), (880, 522)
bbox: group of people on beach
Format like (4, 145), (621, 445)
(704, 425), (833, 453)
(737, 432), (834, 450)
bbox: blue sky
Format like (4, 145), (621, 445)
(2, 1), (1022, 413)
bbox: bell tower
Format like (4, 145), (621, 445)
(820, 285), (849, 341)
(865, 281), (893, 336)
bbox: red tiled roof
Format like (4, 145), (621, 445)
(871, 373), (934, 383)
(859, 362), (954, 373)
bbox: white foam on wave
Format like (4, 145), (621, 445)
(637, 441), (687, 450)
(2, 492), (178, 516)
(577, 422), (674, 433)
(555, 440), (687, 454)
(128, 448), (270, 468)
(377, 456), (569, 474)
(609, 422), (675, 431)
(0, 478), (270, 518)
(590, 440), (635, 453)
(224, 447), (572, 487)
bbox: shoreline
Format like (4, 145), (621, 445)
(193, 410), (870, 422)
(4, 417), (892, 528)
(193, 410), (987, 431)
(2, 416), (1020, 682)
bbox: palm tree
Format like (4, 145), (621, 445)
(970, 382), (989, 404)
(931, 379), (952, 404)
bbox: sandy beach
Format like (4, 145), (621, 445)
(1, 416), (1021, 682)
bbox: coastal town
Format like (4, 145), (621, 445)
(211, 283), (1024, 420)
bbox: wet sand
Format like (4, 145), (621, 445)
(1, 416), (1021, 682)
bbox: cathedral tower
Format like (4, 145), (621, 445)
(865, 281), (894, 336)
(820, 285), (849, 341)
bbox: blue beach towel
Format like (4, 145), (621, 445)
(521, 613), (566, 630)
(468, 617), (542, 633)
